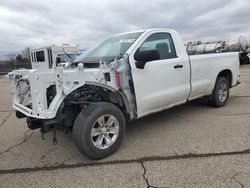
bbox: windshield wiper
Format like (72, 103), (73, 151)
(63, 48), (73, 62)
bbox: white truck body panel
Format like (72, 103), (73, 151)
(128, 29), (240, 118)
(188, 53), (239, 100)
(128, 29), (191, 117)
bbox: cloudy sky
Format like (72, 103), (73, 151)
(0, 0), (250, 59)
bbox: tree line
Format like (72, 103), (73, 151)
(0, 47), (31, 72)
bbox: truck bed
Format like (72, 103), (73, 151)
(188, 52), (240, 100)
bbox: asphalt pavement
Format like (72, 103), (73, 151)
(0, 66), (250, 188)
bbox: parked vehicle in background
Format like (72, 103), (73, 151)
(8, 29), (240, 159)
(186, 36), (249, 64)
(30, 44), (79, 70)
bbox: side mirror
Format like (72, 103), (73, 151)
(134, 49), (160, 69)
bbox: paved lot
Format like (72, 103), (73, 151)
(0, 66), (250, 188)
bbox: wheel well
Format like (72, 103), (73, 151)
(56, 84), (130, 128)
(217, 70), (232, 87)
(67, 84), (129, 111)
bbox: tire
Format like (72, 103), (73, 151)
(209, 76), (230, 107)
(73, 102), (126, 159)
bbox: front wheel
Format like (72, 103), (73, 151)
(209, 76), (230, 107)
(73, 102), (126, 159)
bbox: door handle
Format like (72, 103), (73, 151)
(174, 64), (183, 69)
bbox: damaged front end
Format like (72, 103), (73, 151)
(8, 54), (137, 143)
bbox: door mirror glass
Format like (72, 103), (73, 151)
(134, 49), (160, 69)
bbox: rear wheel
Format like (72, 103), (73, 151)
(240, 54), (250, 64)
(73, 102), (126, 159)
(209, 77), (229, 107)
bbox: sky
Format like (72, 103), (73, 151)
(0, 0), (250, 59)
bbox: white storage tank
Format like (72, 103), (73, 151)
(226, 35), (248, 51)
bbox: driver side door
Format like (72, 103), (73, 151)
(130, 32), (190, 118)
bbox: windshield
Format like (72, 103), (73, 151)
(75, 32), (143, 62)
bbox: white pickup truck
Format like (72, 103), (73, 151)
(9, 29), (240, 159)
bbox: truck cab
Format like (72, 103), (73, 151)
(30, 44), (79, 70)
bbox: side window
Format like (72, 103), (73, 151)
(36, 51), (45, 62)
(139, 33), (177, 60)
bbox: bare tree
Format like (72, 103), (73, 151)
(3, 47), (31, 70)
(6, 53), (16, 68)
